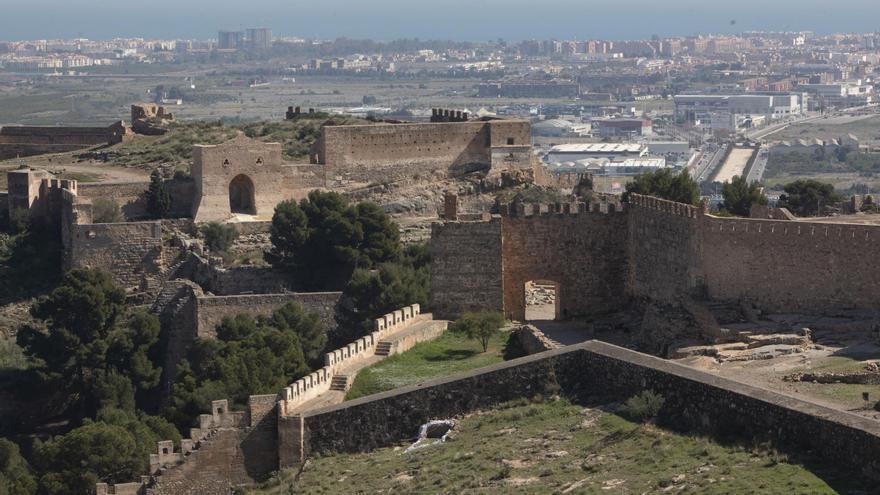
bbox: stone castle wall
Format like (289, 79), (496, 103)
(432, 193), (880, 319)
(78, 179), (195, 220)
(313, 120), (531, 184)
(0, 122), (128, 160)
(65, 221), (165, 293)
(701, 216), (880, 312)
(626, 195), (703, 302)
(429, 217), (503, 319)
(291, 341), (880, 482)
(501, 204), (628, 321)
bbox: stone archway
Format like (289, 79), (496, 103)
(229, 174), (256, 215)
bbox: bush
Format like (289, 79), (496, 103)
(200, 222), (237, 253)
(92, 198), (124, 224)
(618, 390), (665, 422)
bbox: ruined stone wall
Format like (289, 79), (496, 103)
(185, 254), (289, 295)
(293, 341), (880, 481)
(194, 292), (341, 338)
(429, 217), (503, 319)
(314, 120), (530, 184)
(78, 179), (195, 220)
(149, 397), (279, 495)
(626, 194), (703, 302)
(700, 216), (880, 312)
(501, 204), (628, 321)
(65, 221), (164, 293)
(0, 123), (127, 160)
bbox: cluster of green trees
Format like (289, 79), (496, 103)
(627, 169), (845, 219)
(266, 191), (430, 344)
(2, 270), (181, 494)
(163, 302), (323, 430)
(720, 175), (767, 216)
(777, 179), (842, 216)
(267, 190), (401, 289)
(623, 168), (700, 206)
(1, 268), (329, 494)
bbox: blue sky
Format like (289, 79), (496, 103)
(1, 0), (879, 40)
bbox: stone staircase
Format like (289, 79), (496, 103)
(374, 341), (393, 357)
(329, 375), (351, 392)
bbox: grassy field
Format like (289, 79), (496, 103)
(345, 330), (509, 401)
(247, 398), (860, 494)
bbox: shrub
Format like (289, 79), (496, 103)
(618, 390), (665, 422)
(92, 198), (124, 224)
(452, 311), (506, 353)
(200, 222), (237, 253)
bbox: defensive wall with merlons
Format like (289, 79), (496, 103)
(431, 193), (880, 320)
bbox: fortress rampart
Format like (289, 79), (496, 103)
(432, 192), (880, 318)
(310, 119), (532, 185)
(0, 122), (129, 160)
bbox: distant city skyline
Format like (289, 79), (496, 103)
(2, 0), (880, 41)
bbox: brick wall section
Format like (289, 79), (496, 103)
(293, 341), (880, 481)
(501, 205), (628, 320)
(194, 292), (341, 338)
(429, 217), (503, 319)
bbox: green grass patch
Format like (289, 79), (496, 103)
(345, 330), (508, 400)
(248, 399), (860, 494)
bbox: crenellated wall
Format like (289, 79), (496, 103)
(625, 194), (704, 302)
(500, 202), (628, 321)
(431, 192), (880, 319)
(279, 304), (425, 414)
(429, 217), (503, 319)
(700, 216), (880, 312)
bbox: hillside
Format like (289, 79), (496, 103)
(248, 399), (860, 495)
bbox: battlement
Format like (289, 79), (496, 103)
(627, 193), (701, 219)
(280, 304), (424, 414)
(705, 216), (879, 241)
(430, 108), (469, 122)
(498, 200), (623, 217)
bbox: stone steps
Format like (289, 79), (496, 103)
(374, 341), (393, 357)
(329, 375), (351, 392)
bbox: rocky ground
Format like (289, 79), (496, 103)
(672, 310), (880, 419)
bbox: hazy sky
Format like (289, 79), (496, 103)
(2, 0), (879, 41)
